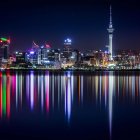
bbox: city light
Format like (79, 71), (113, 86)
(30, 51), (35, 54)
(64, 38), (72, 45)
(44, 60), (50, 63)
(1, 38), (7, 41)
(46, 44), (50, 48)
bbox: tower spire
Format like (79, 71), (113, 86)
(109, 5), (113, 28)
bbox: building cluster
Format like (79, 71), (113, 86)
(0, 38), (79, 69)
(0, 37), (110, 70)
(114, 50), (140, 69)
(1, 38), (110, 70)
(13, 39), (81, 69)
(0, 37), (140, 70)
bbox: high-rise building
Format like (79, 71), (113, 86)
(27, 50), (38, 65)
(69, 50), (81, 62)
(62, 38), (72, 62)
(15, 52), (26, 64)
(28, 42), (54, 65)
(107, 6), (114, 60)
(0, 38), (10, 61)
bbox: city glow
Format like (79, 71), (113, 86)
(30, 51), (35, 54)
(1, 38), (7, 41)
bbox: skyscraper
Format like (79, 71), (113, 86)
(62, 38), (72, 62)
(107, 6), (114, 60)
(0, 38), (10, 61)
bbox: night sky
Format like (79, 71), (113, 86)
(0, 0), (140, 52)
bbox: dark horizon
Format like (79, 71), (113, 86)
(0, 0), (140, 52)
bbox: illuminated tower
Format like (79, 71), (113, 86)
(107, 6), (114, 60)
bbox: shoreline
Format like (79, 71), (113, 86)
(1, 68), (140, 75)
(2, 68), (140, 71)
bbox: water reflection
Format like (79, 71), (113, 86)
(109, 73), (114, 137)
(1, 71), (140, 138)
(65, 73), (72, 122)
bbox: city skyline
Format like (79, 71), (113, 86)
(1, 1), (140, 140)
(0, 0), (140, 52)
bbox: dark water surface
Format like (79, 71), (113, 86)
(0, 70), (140, 140)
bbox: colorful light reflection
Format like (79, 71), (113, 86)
(0, 72), (11, 119)
(0, 71), (139, 139)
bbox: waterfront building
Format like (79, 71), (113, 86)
(27, 50), (38, 65)
(82, 50), (109, 67)
(62, 38), (72, 62)
(69, 49), (81, 62)
(114, 50), (140, 69)
(15, 52), (26, 64)
(0, 38), (10, 62)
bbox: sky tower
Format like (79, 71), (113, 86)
(107, 5), (114, 60)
